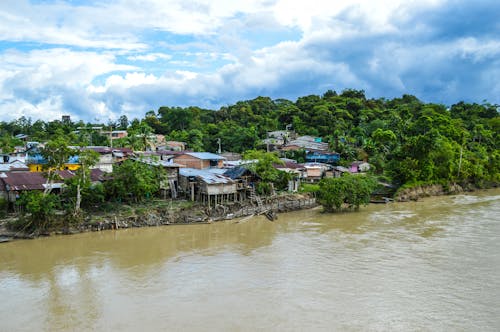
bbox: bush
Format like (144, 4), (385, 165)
(15, 192), (60, 232)
(317, 174), (377, 212)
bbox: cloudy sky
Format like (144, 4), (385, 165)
(0, 0), (499, 123)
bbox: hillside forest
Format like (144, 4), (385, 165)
(2, 89), (498, 189)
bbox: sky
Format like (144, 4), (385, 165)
(0, 0), (499, 123)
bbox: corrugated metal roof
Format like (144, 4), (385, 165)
(0, 170), (105, 191)
(285, 136), (329, 151)
(180, 168), (234, 184)
(224, 166), (253, 179)
(0, 170), (74, 191)
(0, 161), (29, 172)
(185, 152), (226, 160)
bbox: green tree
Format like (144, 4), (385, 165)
(243, 150), (284, 194)
(66, 149), (100, 215)
(104, 159), (165, 202)
(41, 134), (73, 194)
(15, 191), (60, 232)
(317, 174), (377, 212)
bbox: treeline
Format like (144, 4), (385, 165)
(1, 89), (499, 188)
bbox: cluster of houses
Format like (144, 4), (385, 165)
(0, 133), (370, 209)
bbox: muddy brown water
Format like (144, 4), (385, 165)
(1, 189), (500, 331)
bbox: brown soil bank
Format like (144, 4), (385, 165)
(394, 182), (498, 202)
(0, 193), (317, 241)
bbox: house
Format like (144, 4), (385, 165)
(305, 151), (340, 164)
(110, 130), (128, 139)
(84, 146), (134, 172)
(179, 168), (237, 207)
(26, 154), (81, 172)
(350, 161), (370, 173)
(173, 152), (225, 169)
(157, 141), (186, 152)
(0, 169), (106, 203)
(0, 158), (29, 173)
(220, 152), (242, 162)
(303, 163), (330, 182)
(223, 165), (261, 200)
(273, 159), (305, 192)
(329, 166), (350, 178)
(280, 135), (329, 152)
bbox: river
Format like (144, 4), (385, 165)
(1, 189), (500, 331)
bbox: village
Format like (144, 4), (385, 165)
(0, 124), (374, 228)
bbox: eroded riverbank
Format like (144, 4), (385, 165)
(0, 193), (317, 241)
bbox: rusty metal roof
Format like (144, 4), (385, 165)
(1, 169), (105, 191)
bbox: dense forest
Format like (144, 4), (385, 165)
(2, 89), (498, 189)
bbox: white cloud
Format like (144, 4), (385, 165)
(127, 53), (172, 62)
(0, 0), (498, 122)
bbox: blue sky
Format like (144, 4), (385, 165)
(0, 0), (499, 122)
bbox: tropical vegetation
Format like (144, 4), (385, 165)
(1, 89), (498, 228)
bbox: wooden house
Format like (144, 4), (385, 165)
(179, 168), (237, 207)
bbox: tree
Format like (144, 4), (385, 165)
(317, 174), (377, 212)
(118, 115), (129, 130)
(41, 134), (73, 195)
(67, 149), (99, 215)
(104, 159), (165, 202)
(15, 191), (60, 232)
(243, 150), (284, 194)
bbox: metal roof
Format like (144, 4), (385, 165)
(180, 168), (234, 184)
(184, 152), (226, 160)
(0, 160), (29, 172)
(0, 169), (105, 191)
(0, 170), (74, 191)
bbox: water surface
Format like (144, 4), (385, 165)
(1, 189), (500, 331)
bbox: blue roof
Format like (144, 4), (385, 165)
(27, 154), (80, 165)
(185, 152), (226, 160)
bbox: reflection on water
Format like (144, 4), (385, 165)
(1, 189), (500, 331)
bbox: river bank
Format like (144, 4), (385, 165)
(2, 182), (498, 242)
(0, 193), (318, 241)
(394, 181), (499, 202)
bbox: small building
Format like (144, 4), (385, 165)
(305, 151), (340, 164)
(303, 163), (330, 182)
(350, 161), (370, 173)
(0, 169), (105, 203)
(26, 154), (81, 172)
(329, 166), (351, 178)
(0, 159), (29, 173)
(157, 141), (186, 152)
(110, 130), (128, 139)
(84, 146), (133, 172)
(273, 159), (305, 192)
(173, 152), (226, 170)
(0, 170), (70, 202)
(179, 168), (237, 206)
(224, 165), (260, 200)
(280, 135), (329, 152)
